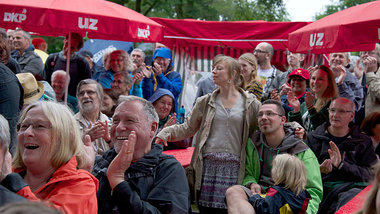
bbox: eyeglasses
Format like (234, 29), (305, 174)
(18, 121), (52, 132)
(78, 90), (97, 97)
(327, 108), (353, 114)
(253, 49), (268, 54)
(257, 111), (283, 118)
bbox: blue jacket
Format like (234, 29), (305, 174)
(249, 185), (311, 214)
(142, 66), (182, 111)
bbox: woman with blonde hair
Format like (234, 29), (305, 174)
(156, 56), (261, 213)
(238, 53), (263, 100)
(288, 65), (339, 132)
(2, 101), (98, 214)
(248, 154), (311, 214)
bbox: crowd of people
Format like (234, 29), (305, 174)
(0, 27), (380, 214)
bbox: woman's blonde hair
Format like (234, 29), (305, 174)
(271, 154), (307, 196)
(355, 162), (380, 214)
(13, 101), (86, 170)
(312, 65), (339, 111)
(213, 55), (244, 89)
(238, 52), (258, 81)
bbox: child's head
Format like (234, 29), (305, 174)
(271, 154), (307, 196)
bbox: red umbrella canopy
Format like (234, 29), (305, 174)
(152, 18), (309, 51)
(288, 0), (380, 54)
(0, 0), (163, 42)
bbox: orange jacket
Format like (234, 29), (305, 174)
(16, 156), (98, 214)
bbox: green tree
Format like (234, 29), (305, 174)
(109, 0), (289, 21)
(315, 0), (375, 20)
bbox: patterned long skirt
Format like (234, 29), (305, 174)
(198, 152), (240, 209)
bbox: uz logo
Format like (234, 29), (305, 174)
(78, 17), (98, 30)
(309, 33), (324, 47)
(3, 9), (27, 23)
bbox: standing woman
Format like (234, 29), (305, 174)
(156, 56), (261, 213)
(238, 53), (263, 100)
(287, 65), (338, 132)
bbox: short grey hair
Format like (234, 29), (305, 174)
(76, 79), (104, 101)
(132, 48), (146, 60)
(114, 71), (133, 85)
(118, 95), (158, 123)
(0, 114), (10, 151)
(15, 28), (31, 41)
(51, 70), (70, 83)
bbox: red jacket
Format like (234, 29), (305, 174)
(16, 156), (98, 214)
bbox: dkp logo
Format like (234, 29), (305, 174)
(309, 33), (324, 47)
(138, 25), (150, 39)
(78, 17), (98, 30)
(3, 8), (27, 23)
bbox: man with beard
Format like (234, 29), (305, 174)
(226, 100), (322, 214)
(75, 79), (111, 155)
(131, 48), (147, 75)
(253, 42), (282, 101)
(11, 29), (43, 76)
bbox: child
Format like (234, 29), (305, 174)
(248, 154), (311, 214)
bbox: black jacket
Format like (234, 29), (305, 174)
(0, 185), (26, 206)
(306, 122), (377, 183)
(92, 143), (190, 214)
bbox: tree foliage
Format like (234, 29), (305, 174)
(108, 0), (289, 21)
(315, 0), (376, 20)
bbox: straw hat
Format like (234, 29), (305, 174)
(16, 73), (44, 104)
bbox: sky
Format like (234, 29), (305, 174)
(285, 0), (336, 21)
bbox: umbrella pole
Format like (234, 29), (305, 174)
(64, 33), (72, 105)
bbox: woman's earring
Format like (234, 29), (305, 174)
(227, 79), (232, 83)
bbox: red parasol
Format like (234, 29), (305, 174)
(0, 0), (163, 42)
(288, 0), (380, 54)
(0, 0), (163, 103)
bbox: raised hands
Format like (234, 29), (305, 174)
(86, 120), (110, 142)
(304, 92), (315, 109)
(270, 89), (281, 101)
(287, 91), (300, 113)
(362, 55), (378, 74)
(107, 131), (136, 189)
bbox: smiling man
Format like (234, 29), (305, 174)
(75, 79), (111, 156)
(226, 99), (322, 214)
(92, 96), (190, 213)
(306, 97), (377, 214)
(10, 29), (43, 76)
(329, 52), (363, 111)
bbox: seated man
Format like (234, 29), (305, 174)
(306, 97), (377, 214)
(226, 100), (322, 214)
(92, 96), (190, 213)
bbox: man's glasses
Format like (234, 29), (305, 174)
(257, 111), (283, 119)
(253, 49), (268, 54)
(327, 108), (353, 114)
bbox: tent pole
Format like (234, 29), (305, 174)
(64, 32), (72, 105)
